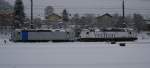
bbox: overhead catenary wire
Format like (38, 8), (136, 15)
(24, 6), (150, 11)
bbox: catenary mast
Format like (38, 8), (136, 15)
(30, 0), (33, 29)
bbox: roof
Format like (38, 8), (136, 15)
(101, 13), (112, 17)
(97, 13), (112, 19)
(47, 13), (62, 18)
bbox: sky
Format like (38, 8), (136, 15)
(6, 0), (150, 18)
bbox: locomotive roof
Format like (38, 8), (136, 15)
(15, 29), (66, 32)
(15, 29), (67, 32)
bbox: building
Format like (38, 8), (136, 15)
(144, 20), (150, 31)
(44, 13), (66, 29)
(0, 12), (14, 33)
(0, 12), (14, 26)
(46, 13), (62, 22)
(96, 13), (113, 28)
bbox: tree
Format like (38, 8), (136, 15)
(44, 6), (54, 18)
(84, 14), (96, 28)
(62, 9), (69, 22)
(71, 13), (80, 25)
(0, 0), (12, 11)
(111, 14), (126, 28)
(14, 0), (25, 29)
(33, 18), (42, 28)
(0, 0), (4, 3)
(112, 13), (120, 28)
(133, 14), (145, 32)
(125, 15), (134, 28)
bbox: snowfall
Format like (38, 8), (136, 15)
(0, 32), (150, 68)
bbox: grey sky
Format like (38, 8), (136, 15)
(6, 0), (150, 18)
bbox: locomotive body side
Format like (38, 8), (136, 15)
(79, 28), (138, 42)
(11, 29), (75, 42)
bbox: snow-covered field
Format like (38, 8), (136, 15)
(0, 33), (150, 68)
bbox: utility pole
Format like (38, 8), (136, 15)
(122, 0), (126, 28)
(31, 0), (33, 29)
(122, 0), (125, 22)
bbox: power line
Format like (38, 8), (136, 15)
(24, 7), (150, 11)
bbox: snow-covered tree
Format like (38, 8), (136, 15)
(14, 0), (25, 29)
(45, 6), (54, 18)
(62, 9), (69, 22)
(133, 14), (145, 32)
(71, 13), (80, 25)
(0, 0), (12, 11)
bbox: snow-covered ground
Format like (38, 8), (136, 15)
(0, 32), (150, 68)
